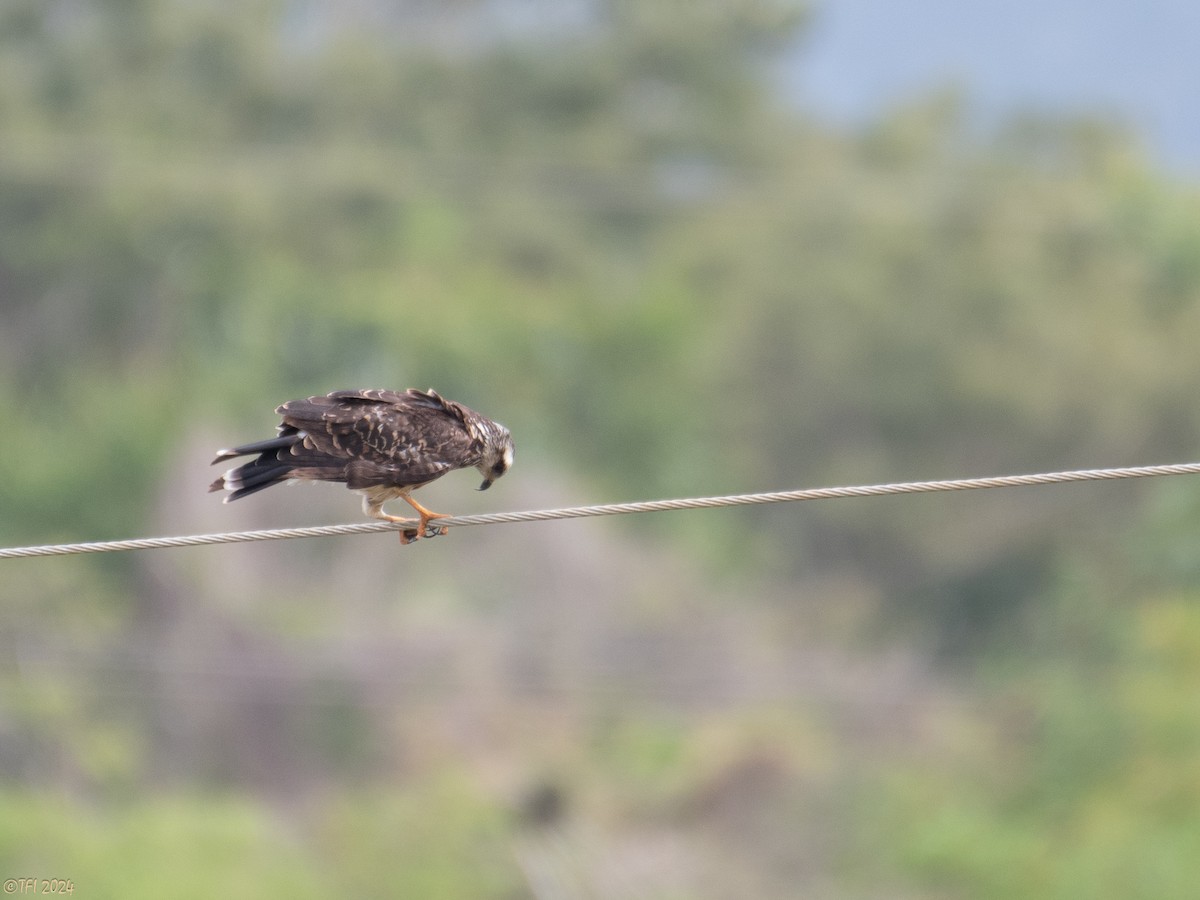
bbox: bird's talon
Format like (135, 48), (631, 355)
(398, 521), (448, 544)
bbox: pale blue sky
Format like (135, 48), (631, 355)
(791, 0), (1200, 173)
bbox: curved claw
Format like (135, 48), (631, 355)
(398, 513), (450, 545)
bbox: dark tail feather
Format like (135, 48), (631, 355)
(209, 458), (296, 501)
(209, 428), (347, 502)
(211, 433), (299, 465)
(210, 430), (301, 500)
(225, 467), (295, 501)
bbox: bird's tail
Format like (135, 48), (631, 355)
(208, 434), (300, 502)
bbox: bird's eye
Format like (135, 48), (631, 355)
(492, 461), (506, 475)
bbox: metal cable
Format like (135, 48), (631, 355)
(3, 461), (1199, 559)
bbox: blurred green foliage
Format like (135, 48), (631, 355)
(0, 791), (326, 898)
(0, 780), (518, 898)
(3, 0), (1200, 896)
(879, 596), (1200, 899)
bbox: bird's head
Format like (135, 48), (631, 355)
(476, 425), (514, 491)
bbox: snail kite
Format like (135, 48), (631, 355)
(209, 389), (514, 543)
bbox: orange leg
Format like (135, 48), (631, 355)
(362, 492), (450, 545)
(399, 494), (451, 545)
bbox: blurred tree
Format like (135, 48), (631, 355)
(3, 1), (1200, 895)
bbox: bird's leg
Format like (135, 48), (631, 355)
(362, 494), (425, 545)
(402, 494), (451, 542)
(362, 493), (450, 544)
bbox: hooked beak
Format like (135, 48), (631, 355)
(478, 479), (493, 491)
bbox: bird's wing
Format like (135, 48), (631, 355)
(276, 390), (477, 488)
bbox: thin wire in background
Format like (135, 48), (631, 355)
(3, 461), (1199, 559)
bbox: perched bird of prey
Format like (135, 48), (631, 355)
(209, 389), (514, 543)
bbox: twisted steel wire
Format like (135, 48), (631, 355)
(3, 461), (1199, 559)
